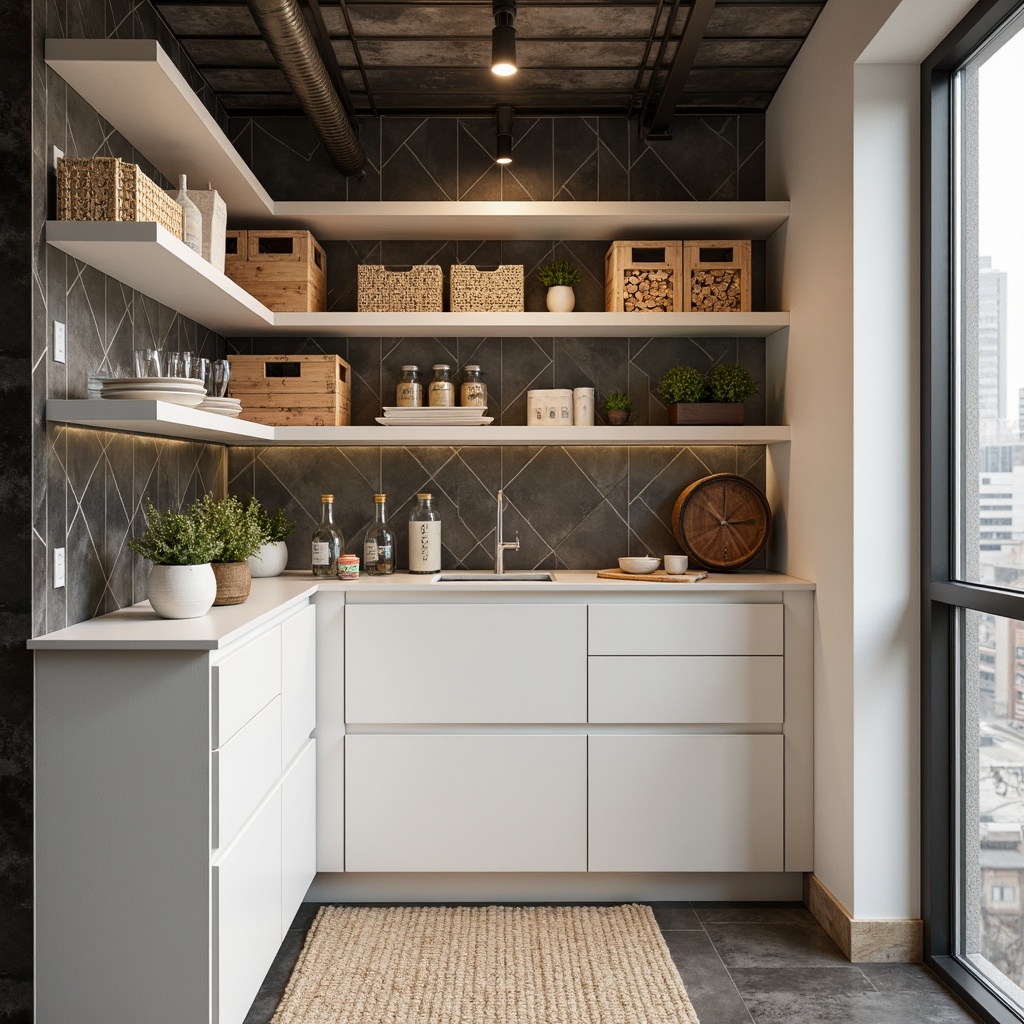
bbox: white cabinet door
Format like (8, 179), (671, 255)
(212, 626), (281, 748)
(281, 604), (316, 765)
(213, 786), (282, 1024)
(588, 734), (784, 872)
(281, 740), (316, 939)
(346, 604), (586, 723)
(346, 734), (587, 871)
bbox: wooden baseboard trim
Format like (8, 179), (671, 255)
(804, 873), (922, 962)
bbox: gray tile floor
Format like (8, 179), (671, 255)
(244, 902), (982, 1024)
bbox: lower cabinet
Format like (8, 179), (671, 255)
(345, 734), (587, 872)
(281, 740), (318, 935)
(587, 734), (785, 871)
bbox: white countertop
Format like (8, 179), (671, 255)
(28, 569), (814, 650)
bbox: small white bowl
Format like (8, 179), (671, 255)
(618, 556), (661, 574)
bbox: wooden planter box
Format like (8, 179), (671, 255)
(667, 402), (744, 425)
(227, 354), (350, 426)
(683, 240), (751, 312)
(605, 240), (683, 312)
(224, 229), (327, 312)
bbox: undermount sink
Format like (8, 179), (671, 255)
(435, 571), (555, 583)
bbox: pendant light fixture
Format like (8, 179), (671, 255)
(495, 105), (514, 165)
(491, 0), (518, 77)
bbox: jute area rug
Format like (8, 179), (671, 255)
(270, 904), (700, 1024)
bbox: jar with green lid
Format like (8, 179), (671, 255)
(460, 364), (487, 407)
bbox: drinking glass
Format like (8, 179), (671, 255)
(133, 348), (163, 378)
(212, 359), (231, 398)
(195, 358), (211, 394)
(166, 351), (199, 379)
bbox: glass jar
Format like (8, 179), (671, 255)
(408, 492), (441, 573)
(363, 493), (396, 575)
(337, 553), (360, 579)
(311, 493), (344, 577)
(396, 365), (423, 407)
(460, 364), (487, 407)
(428, 364), (455, 408)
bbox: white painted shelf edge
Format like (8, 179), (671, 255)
(47, 400), (792, 447)
(46, 221), (791, 338)
(43, 37), (790, 241)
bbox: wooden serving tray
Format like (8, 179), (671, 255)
(597, 568), (707, 583)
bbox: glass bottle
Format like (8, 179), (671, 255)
(460, 364), (487, 408)
(311, 493), (344, 577)
(428, 364), (454, 407)
(363, 493), (396, 576)
(396, 365), (423, 407)
(408, 493), (441, 573)
(173, 174), (202, 255)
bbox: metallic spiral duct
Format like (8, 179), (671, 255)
(247, 0), (367, 176)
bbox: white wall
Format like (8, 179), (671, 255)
(767, 0), (974, 919)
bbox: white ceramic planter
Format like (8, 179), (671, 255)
(545, 285), (576, 312)
(248, 539), (289, 577)
(147, 563), (217, 619)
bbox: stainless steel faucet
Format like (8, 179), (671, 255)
(494, 489), (520, 574)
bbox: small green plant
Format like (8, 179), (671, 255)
(658, 365), (707, 404)
(706, 363), (758, 403)
(194, 493), (267, 563)
(605, 391), (632, 413)
(251, 500), (297, 544)
(537, 260), (581, 288)
(129, 500), (221, 566)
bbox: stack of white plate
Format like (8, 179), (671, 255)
(197, 396), (243, 417)
(376, 406), (493, 427)
(99, 377), (206, 407)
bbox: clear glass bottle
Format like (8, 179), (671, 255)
(460, 364), (487, 407)
(173, 173), (202, 255)
(311, 493), (344, 577)
(408, 492), (441, 573)
(396, 365), (423, 407)
(428, 364), (455, 407)
(363, 493), (396, 576)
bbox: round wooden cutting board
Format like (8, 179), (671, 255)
(671, 473), (772, 571)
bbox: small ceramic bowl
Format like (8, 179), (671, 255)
(618, 555), (660, 574)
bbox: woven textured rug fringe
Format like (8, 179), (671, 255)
(270, 904), (699, 1024)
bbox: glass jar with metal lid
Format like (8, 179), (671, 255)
(460, 364), (487, 408)
(396, 365), (423, 407)
(428, 364), (455, 407)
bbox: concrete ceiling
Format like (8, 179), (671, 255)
(156, 0), (826, 122)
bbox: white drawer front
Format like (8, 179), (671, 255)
(213, 786), (282, 1024)
(346, 604), (586, 723)
(588, 603), (783, 656)
(213, 626), (282, 748)
(213, 696), (282, 850)
(281, 604), (316, 765)
(345, 734), (587, 872)
(281, 740), (316, 940)
(588, 734), (784, 872)
(588, 656), (784, 723)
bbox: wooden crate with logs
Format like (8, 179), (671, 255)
(604, 240), (683, 313)
(683, 240), (751, 312)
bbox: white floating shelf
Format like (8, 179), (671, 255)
(48, 400), (792, 447)
(44, 37), (790, 241)
(46, 221), (790, 338)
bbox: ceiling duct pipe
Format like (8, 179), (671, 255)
(246, 0), (367, 177)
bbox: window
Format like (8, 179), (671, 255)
(992, 886), (1017, 903)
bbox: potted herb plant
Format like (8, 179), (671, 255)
(658, 362), (757, 425)
(194, 493), (267, 605)
(604, 390), (632, 426)
(248, 500), (296, 578)
(537, 260), (582, 313)
(129, 500), (221, 619)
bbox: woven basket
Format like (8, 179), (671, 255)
(358, 265), (443, 313)
(57, 157), (184, 240)
(450, 264), (524, 312)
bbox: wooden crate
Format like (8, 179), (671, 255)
(683, 239), (751, 312)
(605, 240), (683, 313)
(223, 229), (327, 312)
(227, 354), (350, 426)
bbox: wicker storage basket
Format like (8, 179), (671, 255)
(604, 240), (683, 313)
(223, 229), (326, 312)
(683, 240), (751, 312)
(358, 265), (443, 313)
(227, 354), (351, 427)
(57, 157), (184, 240)
(450, 264), (524, 312)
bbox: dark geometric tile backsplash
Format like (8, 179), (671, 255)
(227, 445), (768, 573)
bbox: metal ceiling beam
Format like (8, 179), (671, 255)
(643, 0), (717, 138)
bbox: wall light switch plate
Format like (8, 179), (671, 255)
(54, 547), (65, 589)
(52, 145), (64, 172)
(53, 321), (65, 364)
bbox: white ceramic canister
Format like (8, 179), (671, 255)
(573, 387), (595, 426)
(527, 390), (546, 426)
(544, 389), (573, 425)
